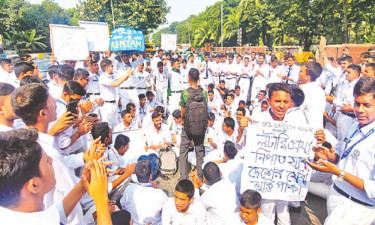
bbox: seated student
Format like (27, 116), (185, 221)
(137, 94), (151, 122)
(260, 100), (269, 112)
(208, 83), (224, 104)
(216, 141), (243, 196)
(226, 190), (273, 225)
(250, 90), (267, 113)
(234, 85), (246, 106)
(162, 180), (207, 225)
(146, 91), (162, 110)
(120, 159), (168, 225)
(191, 162), (239, 225)
(108, 134), (130, 175)
(171, 109), (182, 148)
(114, 109), (136, 133)
(87, 113), (99, 143)
(238, 100), (251, 116)
(0, 129), (112, 225)
(217, 117), (245, 151)
(142, 105), (164, 130)
(221, 93), (235, 118)
(189, 113), (220, 166)
(125, 103), (142, 128)
(145, 112), (172, 154)
(207, 90), (221, 115)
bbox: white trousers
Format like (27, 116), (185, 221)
(325, 186), (375, 225)
(261, 199), (291, 225)
(99, 102), (118, 129)
(226, 77), (237, 90)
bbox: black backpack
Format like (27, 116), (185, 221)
(183, 87), (208, 137)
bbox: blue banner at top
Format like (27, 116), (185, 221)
(110, 27), (145, 52)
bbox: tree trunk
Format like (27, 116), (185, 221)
(304, 38), (312, 51)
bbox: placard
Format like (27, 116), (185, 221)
(50, 24), (89, 61)
(79, 21), (110, 52)
(112, 129), (146, 165)
(161, 34), (177, 51)
(110, 27), (145, 52)
(240, 120), (316, 201)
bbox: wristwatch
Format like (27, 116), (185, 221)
(337, 171), (345, 182)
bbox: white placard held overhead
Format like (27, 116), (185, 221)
(240, 120), (316, 201)
(50, 24), (89, 61)
(79, 21), (110, 52)
(161, 34), (177, 51)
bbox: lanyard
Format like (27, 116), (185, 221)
(57, 98), (66, 106)
(342, 126), (375, 159)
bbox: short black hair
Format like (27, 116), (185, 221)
(286, 55), (296, 61)
(237, 107), (246, 116)
(224, 117), (235, 130)
(175, 179), (195, 199)
(155, 105), (165, 114)
(47, 65), (59, 79)
(271, 56), (279, 63)
(203, 162), (221, 185)
(208, 112), (215, 122)
(224, 141), (237, 159)
(111, 210), (132, 225)
(172, 109), (181, 119)
(14, 62), (34, 78)
(348, 64), (361, 75)
(114, 134), (130, 150)
(208, 83), (214, 89)
(0, 83), (15, 97)
(341, 56), (353, 63)
(204, 52), (210, 57)
(0, 59), (11, 67)
(157, 61), (163, 67)
(0, 129), (42, 207)
(268, 83), (291, 100)
(238, 100), (246, 106)
(11, 84), (49, 126)
(121, 109), (132, 118)
(88, 113), (98, 118)
(366, 63), (375, 72)
(100, 59), (112, 72)
(182, 59), (187, 63)
(208, 90), (214, 94)
(74, 68), (90, 80)
(91, 122), (110, 143)
(126, 103), (136, 110)
(354, 77), (375, 98)
(188, 68), (200, 82)
(58, 64), (74, 81)
(240, 189), (262, 210)
(259, 90), (267, 96)
(258, 53), (265, 58)
(146, 91), (154, 97)
(291, 87), (305, 107)
(235, 85), (240, 90)
(20, 75), (44, 86)
(138, 94), (146, 100)
(63, 81), (86, 96)
(305, 62), (323, 82)
(151, 111), (161, 119)
(135, 159), (152, 183)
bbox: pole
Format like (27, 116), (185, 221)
(110, 0), (116, 28)
(188, 23), (191, 44)
(221, 2), (223, 52)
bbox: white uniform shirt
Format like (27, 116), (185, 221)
(218, 156), (243, 194)
(225, 212), (274, 225)
(87, 73), (101, 97)
(334, 78), (359, 108)
(113, 121), (136, 133)
(169, 70), (183, 92)
(99, 72), (117, 101)
(285, 64), (300, 84)
(300, 81), (326, 129)
(162, 198), (207, 225)
(334, 121), (375, 206)
(195, 179), (240, 225)
(120, 183), (168, 225)
(134, 70), (151, 89)
(269, 65), (284, 83)
(154, 69), (169, 90)
(208, 98), (221, 115)
(211, 61), (222, 76)
(145, 124), (172, 151)
(253, 63), (270, 84)
(107, 147), (126, 172)
(47, 80), (63, 100)
(200, 60), (212, 80)
(187, 61), (198, 70)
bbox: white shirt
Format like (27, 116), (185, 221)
(204, 126), (218, 153)
(199, 60), (212, 80)
(154, 69), (169, 90)
(334, 121), (375, 206)
(87, 73), (100, 97)
(334, 78), (359, 108)
(225, 212), (274, 225)
(218, 156), (243, 195)
(210, 62), (222, 76)
(107, 147), (126, 173)
(162, 198), (207, 225)
(300, 81), (326, 129)
(187, 61), (198, 70)
(240, 64), (253, 78)
(269, 65), (284, 83)
(47, 80), (63, 100)
(0, 203), (63, 225)
(99, 72), (117, 101)
(169, 69), (183, 92)
(195, 179), (240, 225)
(145, 124), (172, 151)
(134, 70), (151, 89)
(120, 183), (168, 225)
(208, 98), (221, 115)
(285, 64), (300, 84)
(253, 63), (270, 85)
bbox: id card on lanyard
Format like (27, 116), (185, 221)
(341, 126), (375, 159)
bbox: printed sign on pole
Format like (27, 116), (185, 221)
(79, 21), (110, 52)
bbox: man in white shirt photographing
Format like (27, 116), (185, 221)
(306, 77), (375, 225)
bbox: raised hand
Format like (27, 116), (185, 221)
(48, 111), (75, 136)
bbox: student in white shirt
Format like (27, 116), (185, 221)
(169, 59), (184, 113)
(187, 54), (198, 70)
(162, 179), (207, 225)
(306, 77), (375, 225)
(134, 63), (151, 95)
(284, 87), (308, 125)
(0, 59), (14, 84)
(199, 52), (213, 90)
(269, 56), (284, 83)
(10, 62), (34, 88)
(180, 59), (190, 89)
(282, 55), (300, 85)
(47, 65), (72, 100)
(146, 91), (162, 111)
(211, 54), (222, 85)
(207, 90), (221, 115)
(222, 93), (236, 118)
(114, 109), (136, 133)
(99, 59), (134, 129)
(239, 57), (253, 98)
(153, 62), (169, 113)
(171, 109), (182, 149)
(137, 93), (150, 122)
(145, 112), (172, 154)
(190, 162), (240, 225)
(86, 60), (103, 118)
(121, 159), (168, 225)
(0, 83), (17, 128)
(297, 62), (326, 129)
(251, 53), (270, 101)
(225, 190), (274, 225)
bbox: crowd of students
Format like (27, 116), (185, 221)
(0, 45), (375, 225)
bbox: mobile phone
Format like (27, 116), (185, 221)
(66, 99), (78, 117)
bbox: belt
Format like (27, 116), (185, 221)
(171, 91), (182, 93)
(342, 112), (356, 118)
(226, 76), (237, 79)
(333, 184), (374, 207)
(137, 88), (146, 90)
(104, 100), (116, 103)
(89, 93), (100, 96)
(120, 87), (135, 90)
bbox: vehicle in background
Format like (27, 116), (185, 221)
(146, 42), (156, 53)
(34, 59), (51, 81)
